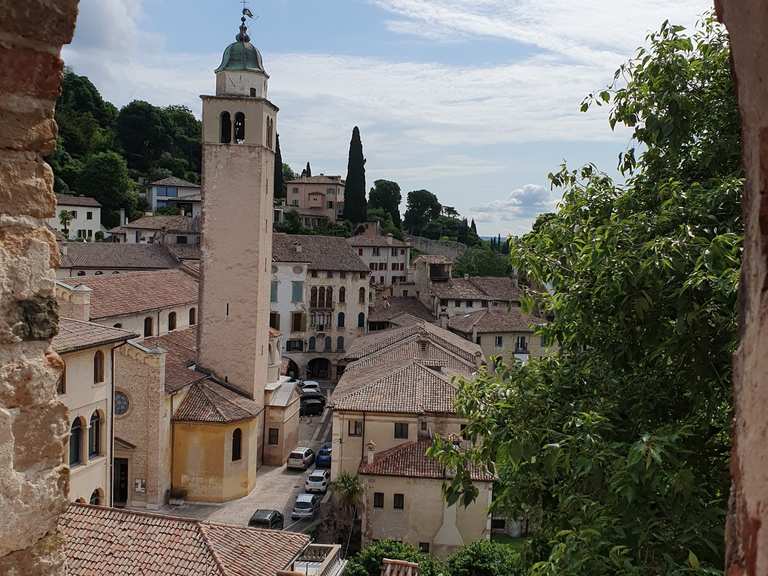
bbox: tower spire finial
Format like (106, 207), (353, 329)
(236, 0), (253, 42)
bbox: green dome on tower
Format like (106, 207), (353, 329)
(215, 18), (265, 73)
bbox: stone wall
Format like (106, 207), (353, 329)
(405, 235), (466, 260)
(0, 1), (79, 574)
(717, 2), (768, 574)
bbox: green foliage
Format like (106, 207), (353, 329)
(275, 210), (353, 238)
(446, 540), (523, 576)
(404, 189), (441, 235)
(58, 209), (73, 238)
(282, 163), (297, 183)
(454, 246), (512, 277)
(78, 152), (137, 228)
(345, 541), (443, 576)
(431, 15), (740, 576)
(331, 471), (364, 513)
(343, 127), (368, 223)
(274, 134), (285, 199)
(116, 100), (173, 172)
(367, 207), (404, 239)
(156, 206), (181, 216)
(369, 179), (402, 227)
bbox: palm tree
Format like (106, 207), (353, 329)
(331, 471), (364, 554)
(59, 209), (73, 239)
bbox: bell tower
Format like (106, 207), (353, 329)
(197, 10), (278, 400)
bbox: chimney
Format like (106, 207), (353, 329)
(119, 207), (126, 226)
(367, 440), (376, 465)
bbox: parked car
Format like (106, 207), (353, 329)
(300, 398), (325, 416)
(248, 509), (284, 530)
(291, 493), (321, 520)
(299, 380), (322, 394)
(315, 443), (332, 469)
(305, 469), (331, 493)
(299, 390), (326, 402)
(287, 447), (315, 470)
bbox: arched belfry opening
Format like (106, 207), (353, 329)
(234, 112), (246, 143)
(220, 111), (232, 144)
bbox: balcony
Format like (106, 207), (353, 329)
(279, 544), (346, 576)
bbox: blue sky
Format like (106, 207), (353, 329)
(64, 0), (710, 236)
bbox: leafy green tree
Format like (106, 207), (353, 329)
(454, 246), (511, 277)
(367, 207), (404, 240)
(446, 540), (523, 576)
(274, 133), (285, 199)
(58, 210), (73, 239)
(116, 100), (172, 172)
(457, 218), (469, 244)
(403, 189), (441, 235)
(78, 152), (137, 228)
(368, 179), (402, 227)
(330, 472), (364, 554)
(343, 126), (367, 223)
(345, 541), (443, 576)
(163, 104), (201, 176)
(282, 163), (296, 183)
(431, 16), (740, 576)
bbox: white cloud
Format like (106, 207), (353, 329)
(468, 184), (558, 233)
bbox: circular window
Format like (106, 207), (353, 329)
(115, 392), (130, 416)
(293, 265), (303, 274)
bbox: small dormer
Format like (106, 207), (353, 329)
(215, 13), (269, 99)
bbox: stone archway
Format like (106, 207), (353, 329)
(307, 358), (331, 380)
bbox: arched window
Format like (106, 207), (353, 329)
(57, 362), (66, 395)
(234, 112), (246, 143)
(338, 312), (345, 328)
(220, 111), (232, 144)
(232, 428), (242, 461)
(327, 287), (334, 307)
(308, 336), (316, 351)
(89, 489), (102, 506)
(358, 312), (366, 328)
(318, 287), (326, 309)
(359, 287), (366, 304)
(69, 418), (83, 466)
(168, 311), (177, 331)
(339, 286), (346, 303)
(337, 336), (345, 351)
(310, 287), (318, 307)
(189, 307), (197, 325)
(144, 317), (153, 337)
(325, 336), (332, 352)
(93, 350), (104, 384)
(89, 411), (101, 457)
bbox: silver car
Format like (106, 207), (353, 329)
(305, 469), (330, 494)
(287, 447), (315, 470)
(291, 493), (320, 520)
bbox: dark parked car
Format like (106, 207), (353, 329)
(300, 390), (326, 402)
(300, 398), (325, 416)
(248, 509), (284, 530)
(316, 443), (332, 468)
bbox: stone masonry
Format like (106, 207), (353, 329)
(0, 1), (79, 574)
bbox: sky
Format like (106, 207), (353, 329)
(63, 0), (711, 236)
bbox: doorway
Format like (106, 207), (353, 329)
(113, 458), (129, 507)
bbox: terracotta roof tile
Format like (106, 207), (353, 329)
(272, 233), (369, 271)
(368, 297), (435, 323)
(144, 327), (201, 393)
(448, 308), (544, 334)
(151, 176), (200, 188)
(60, 503), (308, 576)
(412, 254), (452, 265)
(348, 234), (409, 248)
(122, 215), (198, 232)
(286, 175), (344, 185)
(173, 379), (263, 423)
(60, 243), (180, 270)
(431, 276), (519, 302)
(56, 194), (101, 207)
(359, 440), (494, 482)
(53, 318), (138, 354)
(60, 269), (198, 320)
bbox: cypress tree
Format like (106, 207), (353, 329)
(273, 133), (285, 199)
(343, 126), (367, 223)
(305, 162), (312, 178)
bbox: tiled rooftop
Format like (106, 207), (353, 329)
(143, 327), (201, 393)
(286, 175), (344, 185)
(60, 243), (180, 271)
(448, 308), (543, 334)
(272, 233), (369, 272)
(120, 215), (198, 232)
(53, 318), (138, 354)
(56, 193), (101, 207)
(59, 503), (309, 576)
(359, 439), (494, 482)
(173, 379), (263, 423)
(413, 254), (452, 265)
(60, 269), (198, 320)
(368, 297), (435, 323)
(431, 276), (520, 302)
(348, 234), (410, 248)
(151, 176), (200, 188)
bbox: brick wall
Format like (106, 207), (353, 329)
(0, 1), (79, 574)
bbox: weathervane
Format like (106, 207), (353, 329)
(236, 0), (254, 42)
(241, 0), (254, 19)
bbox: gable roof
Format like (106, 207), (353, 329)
(286, 175), (344, 185)
(143, 327), (202, 393)
(368, 297), (435, 323)
(59, 269), (198, 320)
(272, 233), (368, 272)
(431, 276), (519, 302)
(348, 234), (409, 248)
(173, 379), (263, 423)
(53, 318), (138, 354)
(413, 254), (452, 265)
(151, 176), (200, 188)
(59, 503), (309, 576)
(60, 243), (180, 271)
(360, 440), (494, 482)
(448, 308), (543, 334)
(56, 194), (101, 208)
(119, 215), (198, 232)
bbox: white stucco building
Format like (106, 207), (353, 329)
(49, 194), (103, 241)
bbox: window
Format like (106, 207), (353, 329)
(269, 312), (280, 330)
(419, 543), (430, 553)
(70, 211), (77, 219)
(359, 287), (366, 304)
(337, 312), (345, 328)
(467, 300), (474, 308)
(373, 492), (384, 509)
(93, 350), (104, 384)
(337, 336), (345, 351)
(88, 412), (101, 457)
(69, 418), (83, 466)
(360, 272), (367, 280)
(168, 312), (177, 331)
(318, 287), (326, 308)
(286, 339), (304, 352)
(220, 111), (232, 143)
(481, 300), (489, 308)
(476, 335), (482, 345)
(310, 286), (318, 307)
(358, 313), (365, 328)
(324, 336), (332, 352)
(348, 420), (363, 437)
(189, 307), (196, 325)
(421, 420), (428, 432)
(403, 290), (409, 297)
(291, 281), (304, 302)
(340, 271), (347, 279)
(311, 270), (318, 278)
(86, 211), (93, 220)
(232, 428), (242, 461)
(57, 363), (66, 394)
(369, 263), (375, 271)
(268, 428), (279, 445)
(394, 422), (409, 439)
(495, 335), (504, 348)
(291, 312), (305, 332)
(143, 317), (153, 337)
(271, 281), (278, 303)
(327, 287), (334, 306)
(177, 235), (188, 244)
(308, 337), (316, 351)
(293, 187), (299, 194)
(394, 493), (405, 510)
(516, 336), (528, 352)
(339, 286), (346, 303)
(455, 300), (462, 307)
(115, 392), (129, 416)
(358, 248), (364, 256)
(373, 247), (380, 256)
(392, 247), (398, 256)
(233, 112), (246, 143)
